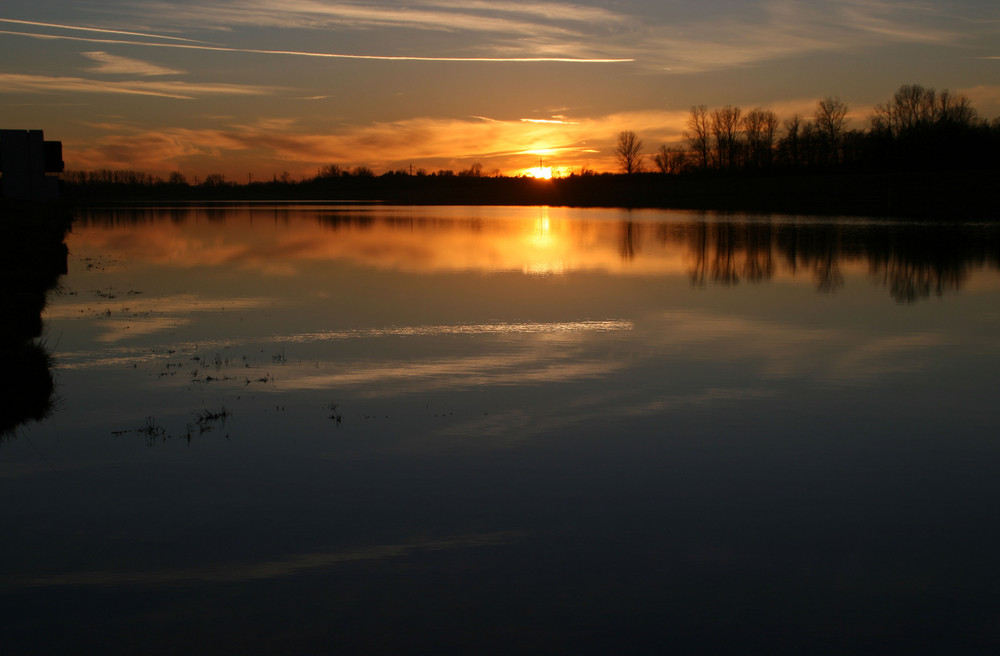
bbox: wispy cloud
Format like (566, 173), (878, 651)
(138, 0), (632, 36)
(0, 28), (632, 62)
(12, 1), (977, 73)
(0, 17), (206, 42)
(82, 51), (183, 76)
(959, 84), (1000, 114)
(835, 0), (957, 43)
(0, 72), (275, 100)
(17, 0), (635, 62)
(418, 0), (629, 26)
(66, 109), (691, 175)
(521, 118), (580, 125)
(605, 0), (995, 72)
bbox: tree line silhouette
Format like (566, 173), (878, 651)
(631, 84), (996, 175)
(59, 83), (999, 218)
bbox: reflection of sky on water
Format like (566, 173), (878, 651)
(28, 205), (1000, 446)
(16, 531), (527, 588)
(5, 205), (1000, 653)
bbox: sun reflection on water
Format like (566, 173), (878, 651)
(524, 210), (566, 274)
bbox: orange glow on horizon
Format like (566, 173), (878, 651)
(60, 109), (697, 180)
(64, 205), (898, 284)
(526, 166), (553, 179)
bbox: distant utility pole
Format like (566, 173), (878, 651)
(248, 172), (253, 184)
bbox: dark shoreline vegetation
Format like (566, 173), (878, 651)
(0, 206), (70, 437)
(57, 169), (1000, 220)
(55, 84), (999, 219)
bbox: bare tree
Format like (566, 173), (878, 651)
(653, 145), (671, 173)
(936, 89), (977, 127)
(814, 96), (849, 164)
(762, 110), (779, 166)
(317, 164), (343, 178)
(685, 105), (711, 169)
(743, 110), (764, 168)
(800, 120), (818, 167)
(779, 114), (803, 169)
(615, 130), (644, 174)
(711, 105), (743, 169)
(742, 108), (779, 169)
(871, 85), (928, 136)
(871, 84), (978, 136)
(460, 162), (484, 177)
(202, 173), (228, 187)
(653, 145), (689, 173)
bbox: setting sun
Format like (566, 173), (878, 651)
(527, 166), (553, 179)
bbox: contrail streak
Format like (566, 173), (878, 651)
(0, 28), (634, 63)
(0, 18), (209, 43)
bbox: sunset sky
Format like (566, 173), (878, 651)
(2, 0), (998, 179)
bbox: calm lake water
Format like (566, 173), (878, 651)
(3, 204), (1000, 654)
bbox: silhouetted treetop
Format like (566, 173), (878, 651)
(615, 130), (644, 174)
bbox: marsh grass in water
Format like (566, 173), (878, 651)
(111, 407), (232, 444)
(328, 402), (343, 425)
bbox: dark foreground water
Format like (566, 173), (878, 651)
(3, 204), (1000, 654)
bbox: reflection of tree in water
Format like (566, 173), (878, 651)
(774, 222), (844, 293)
(789, 221), (997, 302)
(687, 219), (774, 286)
(742, 221), (774, 283)
(712, 222), (741, 285)
(619, 220), (636, 261)
(684, 218), (999, 301)
(73, 206), (1000, 303)
(688, 220), (709, 287)
(863, 224), (997, 303)
(0, 208), (70, 440)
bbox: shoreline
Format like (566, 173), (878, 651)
(55, 168), (1000, 221)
